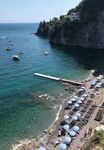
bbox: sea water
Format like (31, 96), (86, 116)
(0, 23), (104, 149)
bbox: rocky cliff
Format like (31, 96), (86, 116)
(36, 0), (104, 49)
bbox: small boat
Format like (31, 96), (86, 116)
(5, 47), (11, 51)
(44, 51), (48, 55)
(19, 51), (23, 54)
(12, 55), (20, 61)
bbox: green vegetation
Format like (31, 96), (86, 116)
(83, 143), (91, 150)
(92, 130), (104, 147)
(83, 130), (104, 150)
(36, 15), (80, 41)
(36, 20), (49, 37)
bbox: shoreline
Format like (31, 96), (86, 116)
(12, 105), (64, 150)
(12, 72), (92, 150)
(12, 91), (76, 150)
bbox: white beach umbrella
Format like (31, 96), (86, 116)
(97, 76), (102, 81)
(79, 88), (85, 93)
(81, 86), (86, 90)
(64, 115), (69, 120)
(99, 75), (103, 79)
(91, 81), (96, 86)
(63, 124), (69, 131)
(80, 97), (85, 101)
(67, 101), (72, 105)
(73, 96), (78, 99)
(97, 83), (102, 87)
(72, 126), (80, 132)
(70, 98), (76, 102)
(91, 79), (97, 83)
(64, 136), (71, 145)
(77, 100), (82, 104)
(59, 143), (67, 150)
(79, 88), (84, 92)
(69, 130), (76, 137)
(95, 83), (101, 88)
(39, 147), (46, 150)
(74, 103), (80, 108)
(82, 94), (87, 98)
(72, 115), (78, 121)
(54, 140), (59, 144)
(75, 112), (81, 118)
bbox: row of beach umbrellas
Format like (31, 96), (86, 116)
(58, 89), (88, 149)
(59, 95), (83, 149)
(63, 124), (80, 132)
(90, 75), (104, 87)
(38, 125), (79, 150)
(64, 112), (81, 121)
(59, 127), (80, 150)
(67, 95), (87, 105)
(59, 119), (80, 149)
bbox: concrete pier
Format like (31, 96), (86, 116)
(34, 73), (82, 86)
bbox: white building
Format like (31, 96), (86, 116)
(68, 12), (80, 22)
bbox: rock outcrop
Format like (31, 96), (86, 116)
(36, 0), (104, 49)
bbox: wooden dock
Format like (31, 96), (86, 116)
(34, 73), (82, 86)
(61, 78), (82, 85)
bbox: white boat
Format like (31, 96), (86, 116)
(5, 47), (11, 51)
(12, 55), (20, 60)
(44, 51), (48, 55)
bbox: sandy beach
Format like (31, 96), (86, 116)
(12, 73), (104, 150)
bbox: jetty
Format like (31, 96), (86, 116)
(34, 73), (82, 85)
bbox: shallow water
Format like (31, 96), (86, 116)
(1, 23), (104, 149)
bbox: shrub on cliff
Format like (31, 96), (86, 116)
(36, 21), (49, 37)
(92, 130), (104, 147)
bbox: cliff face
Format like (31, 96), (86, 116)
(36, 0), (104, 49)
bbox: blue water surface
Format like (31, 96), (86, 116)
(0, 23), (98, 149)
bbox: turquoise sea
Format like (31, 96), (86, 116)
(0, 23), (104, 150)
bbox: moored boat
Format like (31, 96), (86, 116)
(44, 51), (48, 55)
(5, 47), (11, 51)
(12, 55), (20, 60)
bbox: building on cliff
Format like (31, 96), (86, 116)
(68, 12), (80, 22)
